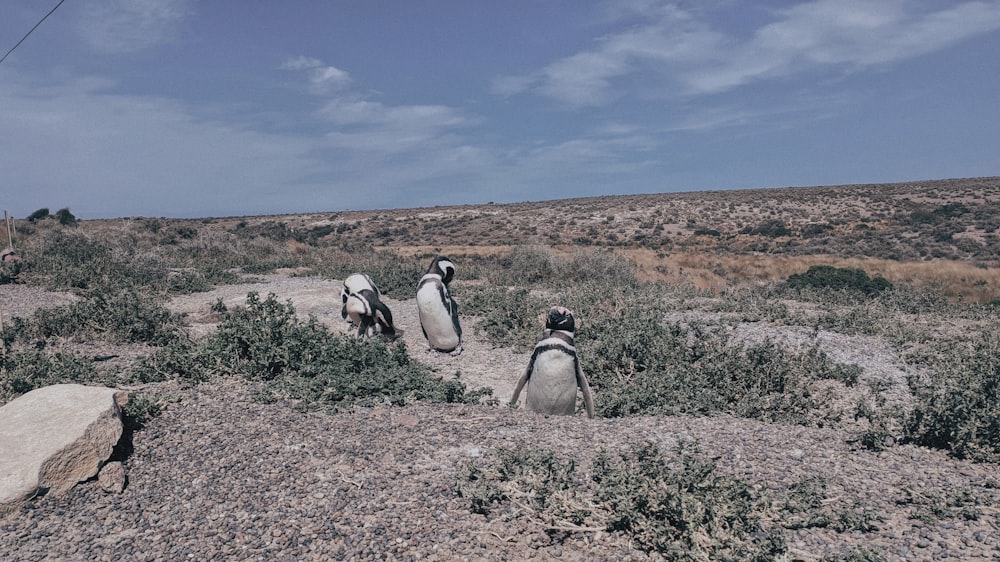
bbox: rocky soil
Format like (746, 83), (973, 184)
(1, 274), (999, 561)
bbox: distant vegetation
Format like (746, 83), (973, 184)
(785, 265), (893, 296)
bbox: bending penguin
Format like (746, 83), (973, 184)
(341, 273), (380, 323)
(416, 256), (462, 355)
(509, 306), (595, 418)
(341, 273), (398, 340)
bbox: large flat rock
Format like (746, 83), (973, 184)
(1, 384), (125, 508)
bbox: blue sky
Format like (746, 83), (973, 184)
(2, 0), (999, 219)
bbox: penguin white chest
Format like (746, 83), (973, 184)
(525, 350), (579, 416)
(416, 282), (460, 350)
(343, 294), (369, 326)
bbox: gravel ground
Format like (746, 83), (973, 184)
(2, 276), (999, 561)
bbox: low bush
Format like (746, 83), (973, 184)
(21, 230), (164, 291)
(315, 251), (426, 298)
(54, 208), (78, 226)
(462, 286), (546, 351)
(456, 441), (786, 560)
(487, 246), (637, 288)
(593, 441), (782, 559)
(582, 310), (857, 425)
(130, 292), (491, 411)
(26, 208), (50, 222)
(0, 348), (95, 404)
(904, 333), (1000, 462)
(4, 285), (181, 346)
(785, 265), (892, 297)
(0, 259), (21, 284)
(742, 219), (791, 237)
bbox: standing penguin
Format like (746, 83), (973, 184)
(416, 256), (462, 355)
(509, 306), (595, 418)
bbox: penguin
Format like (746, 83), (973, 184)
(343, 288), (398, 340)
(509, 306), (595, 418)
(341, 273), (380, 325)
(415, 256), (462, 355)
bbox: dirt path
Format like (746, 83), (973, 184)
(165, 273), (527, 402)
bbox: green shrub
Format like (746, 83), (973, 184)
(802, 223), (834, 238)
(130, 292), (491, 410)
(493, 246), (556, 285)
(786, 265), (892, 297)
(0, 348), (95, 404)
(26, 208), (50, 222)
(583, 311), (857, 425)
(463, 286), (546, 351)
(0, 258), (21, 284)
(121, 392), (171, 429)
(904, 333), (1000, 461)
(128, 337), (206, 384)
(316, 251), (425, 298)
(900, 487), (982, 523)
(593, 441), (783, 559)
(716, 286), (790, 322)
(456, 441), (786, 560)
(561, 249), (637, 286)
(165, 266), (242, 294)
(7, 285), (181, 345)
(487, 246), (637, 288)
(742, 219), (791, 237)
(455, 443), (584, 522)
(54, 208), (78, 226)
(22, 230), (164, 291)
(778, 476), (882, 533)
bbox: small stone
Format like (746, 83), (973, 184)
(396, 415), (420, 428)
(98, 461), (126, 494)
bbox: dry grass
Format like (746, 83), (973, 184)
(622, 250), (1000, 301)
(9, 177), (1000, 302)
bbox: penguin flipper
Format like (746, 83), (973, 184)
(576, 362), (596, 419)
(450, 298), (462, 339)
(509, 365), (532, 409)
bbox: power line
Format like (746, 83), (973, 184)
(0, 0), (68, 66)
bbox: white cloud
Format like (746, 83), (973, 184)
(77, 0), (192, 54)
(319, 98), (472, 130)
(0, 71), (332, 217)
(537, 50), (631, 107)
(499, 0), (1000, 104)
(687, 0), (1000, 93)
(281, 56), (352, 93)
(282, 56), (480, 160)
(490, 74), (537, 97)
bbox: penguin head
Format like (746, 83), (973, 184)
(429, 256), (456, 285)
(545, 306), (575, 332)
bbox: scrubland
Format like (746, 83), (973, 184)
(1, 177), (999, 560)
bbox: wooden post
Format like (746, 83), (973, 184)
(3, 210), (12, 248)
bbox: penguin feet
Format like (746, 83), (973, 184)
(381, 329), (402, 342)
(426, 344), (463, 357)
